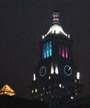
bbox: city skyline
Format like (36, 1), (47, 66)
(0, 0), (90, 99)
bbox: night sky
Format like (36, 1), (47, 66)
(0, 0), (90, 99)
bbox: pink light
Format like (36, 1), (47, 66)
(66, 47), (68, 58)
(53, 14), (59, 18)
(62, 45), (64, 57)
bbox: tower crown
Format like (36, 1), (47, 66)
(42, 11), (70, 39)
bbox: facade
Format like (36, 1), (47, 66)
(31, 11), (81, 103)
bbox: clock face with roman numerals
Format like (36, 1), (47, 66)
(64, 65), (72, 76)
(39, 66), (47, 77)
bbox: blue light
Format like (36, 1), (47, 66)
(49, 41), (52, 56)
(43, 41), (52, 59)
(46, 43), (49, 57)
(43, 44), (46, 58)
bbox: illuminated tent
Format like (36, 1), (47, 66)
(0, 84), (16, 96)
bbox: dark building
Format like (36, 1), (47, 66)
(31, 11), (81, 104)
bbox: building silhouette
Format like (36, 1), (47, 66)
(31, 11), (81, 107)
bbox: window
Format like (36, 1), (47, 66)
(76, 72), (80, 80)
(62, 45), (65, 57)
(32, 90), (34, 93)
(51, 63), (54, 74)
(66, 46), (68, 58)
(43, 41), (52, 58)
(43, 44), (46, 58)
(59, 43), (68, 58)
(46, 43), (49, 57)
(55, 63), (59, 74)
(51, 62), (59, 74)
(49, 41), (52, 56)
(49, 76), (51, 80)
(33, 74), (36, 81)
(59, 84), (62, 88)
(35, 89), (37, 93)
(43, 87), (45, 90)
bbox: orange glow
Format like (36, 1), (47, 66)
(0, 84), (16, 96)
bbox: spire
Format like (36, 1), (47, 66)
(42, 11), (70, 39)
(52, 10), (60, 24)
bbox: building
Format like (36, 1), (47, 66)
(31, 11), (81, 104)
(0, 84), (16, 96)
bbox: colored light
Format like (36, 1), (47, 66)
(77, 72), (80, 80)
(43, 44), (46, 58)
(66, 47), (68, 58)
(33, 74), (36, 81)
(35, 89), (37, 93)
(71, 96), (74, 100)
(62, 45), (65, 57)
(55, 64), (59, 74)
(59, 84), (62, 88)
(51, 63), (54, 74)
(46, 43), (49, 57)
(49, 76), (51, 79)
(53, 14), (59, 18)
(50, 41), (52, 56)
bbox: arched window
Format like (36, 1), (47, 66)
(43, 41), (52, 59)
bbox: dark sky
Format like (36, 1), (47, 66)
(0, 0), (90, 99)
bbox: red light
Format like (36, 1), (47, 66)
(53, 14), (59, 18)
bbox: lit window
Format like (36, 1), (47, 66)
(41, 93), (43, 96)
(59, 84), (62, 88)
(75, 79), (77, 83)
(71, 96), (74, 100)
(51, 63), (54, 74)
(35, 89), (37, 93)
(46, 92), (48, 94)
(49, 76), (51, 80)
(46, 43), (49, 57)
(55, 63), (59, 74)
(62, 85), (64, 88)
(33, 74), (36, 81)
(66, 46), (68, 58)
(49, 41), (52, 56)
(43, 44), (46, 58)
(75, 93), (77, 96)
(42, 35), (44, 39)
(43, 41), (52, 59)
(76, 72), (80, 80)
(43, 87), (45, 90)
(62, 45), (65, 57)
(32, 90), (34, 93)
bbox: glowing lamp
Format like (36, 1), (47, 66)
(53, 14), (59, 18)
(76, 72), (80, 80)
(33, 74), (36, 81)
(71, 96), (74, 100)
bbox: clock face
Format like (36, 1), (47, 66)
(64, 65), (72, 76)
(39, 66), (47, 77)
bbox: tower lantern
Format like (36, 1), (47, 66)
(52, 10), (60, 24)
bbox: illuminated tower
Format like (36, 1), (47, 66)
(31, 11), (81, 102)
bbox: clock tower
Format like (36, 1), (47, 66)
(31, 11), (81, 103)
